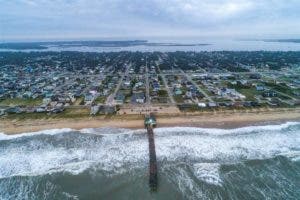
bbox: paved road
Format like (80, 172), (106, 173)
(145, 57), (151, 105)
(156, 59), (176, 105)
(105, 62), (131, 105)
(160, 74), (176, 105)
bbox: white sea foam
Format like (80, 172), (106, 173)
(0, 178), (79, 200)
(0, 129), (149, 179)
(157, 131), (299, 163)
(0, 128), (74, 141)
(80, 127), (146, 136)
(154, 121), (300, 136)
(193, 163), (222, 186)
(0, 122), (299, 184)
(280, 151), (300, 162)
(162, 163), (206, 199)
(80, 127), (130, 134)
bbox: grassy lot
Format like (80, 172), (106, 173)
(157, 90), (168, 97)
(174, 95), (184, 103)
(212, 97), (232, 102)
(0, 98), (43, 106)
(198, 85), (214, 96)
(74, 97), (84, 105)
(57, 107), (90, 118)
(236, 88), (261, 101)
(95, 96), (107, 104)
(5, 112), (49, 120)
(264, 81), (299, 98)
(5, 107), (91, 120)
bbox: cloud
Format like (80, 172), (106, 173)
(0, 0), (300, 40)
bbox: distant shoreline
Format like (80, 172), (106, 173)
(262, 39), (300, 43)
(1, 108), (300, 135)
(0, 40), (211, 50)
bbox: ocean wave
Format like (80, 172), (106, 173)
(0, 128), (74, 141)
(0, 127), (145, 141)
(79, 127), (146, 136)
(193, 163), (222, 186)
(279, 151), (300, 162)
(0, 131), (148, 179)
(1, 121), (299, 140)
(0, 177), (80, 200)
(154, 121), (300, 136)
(0, 122), (299, 181)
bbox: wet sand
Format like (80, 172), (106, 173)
(1, 108), (300, 134)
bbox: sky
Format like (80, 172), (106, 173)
(1, 0), (300, 41)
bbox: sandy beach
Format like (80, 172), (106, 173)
(1, 108), (300, 135)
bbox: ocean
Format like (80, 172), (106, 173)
(0, 122), (300, 200)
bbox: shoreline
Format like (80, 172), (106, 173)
(1, 108), (300, 135)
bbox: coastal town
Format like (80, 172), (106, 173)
(1, 51), (300, 118)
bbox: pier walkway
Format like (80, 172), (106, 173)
(145, 114), (158, 191)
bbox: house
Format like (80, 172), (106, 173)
(84, 94), (94, 105)
(185, 91), (193, 98)
(250, 101), (260, 107)
(56, 103), (64, 108)
(123, 81), (131, 88)
(0, 87), (4, 97)
(5, 107), (22, 114)
(43, 98), (51, 105)
(45, 92), (53, 98)
(115, 92), (125, 104)
(249, 73), (261, 79)
(0, 109), (6, 116)
(256, 85), (265, 91)
(263, 90), (277, 97)
(293, 91), (300, 96)
(99, 105), (116, 114)
(219, 88), (246, 100)
(224, 102), (234, 107)
(90, 105), (99, 115)
(134, 81), (144, 89)
(23, 91), (32, 98)
(243, 101), (252, 107)
(68, 93), (76, 103)
(174, 88), (183, 95)
(267, 98), (280, 106)
(152, 80), (160, 91)
(237, 80), (250, 87)
(51, 107), (64, 113)
(198, 103), (206, 108)
(131, 92), (145, 104)
(49, 101), (58, 107)
(233, 102), (243, 107)
(208, 102), (217, 107)
(36, 107), (46, 113)
(26, 107), (36, 113)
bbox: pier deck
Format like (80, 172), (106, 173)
(145, 114), (158, 191)
(147, 126), (157, 190)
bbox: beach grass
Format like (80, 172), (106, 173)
(0, 98), (43, 106)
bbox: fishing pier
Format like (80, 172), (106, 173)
(144, 114), (158, 191)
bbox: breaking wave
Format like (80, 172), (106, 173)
(0, 122), (300, 199)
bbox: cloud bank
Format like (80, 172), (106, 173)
(1, 0), (300, 41)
